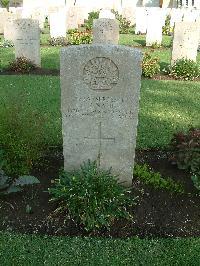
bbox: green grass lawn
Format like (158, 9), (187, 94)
(1, 232), (200, 265)
(0, 75), (199, 149)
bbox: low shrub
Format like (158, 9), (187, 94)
(49, 160), (134, 232)
(170, 128), (200, 182)
(0, 39), (14, 48)
(85, 11), (99, 30)
(169, 58), (200, 81)
(133, 164), (184, 194)
(48, 37), (68, 46)
(8, 57), (37, 74)
(68, 30), (92, 45)
(142, 52), (160, 78)
(112, 10), (132, 34)
(162, 15), (173, 36)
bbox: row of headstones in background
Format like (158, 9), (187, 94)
(49, 8), (116, 39)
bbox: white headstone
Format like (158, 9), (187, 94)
(66, 7), (78, 30)
(170, 8), (184, 27)
(171, 21), (200, 64)
(135, 7), (147, 34)
(61, 44), (142, 186)
(146, 9), (163, 46)
(14, 19), (41, 66)
(50, 10), (67, 38)
(93, 18), (119, 45)
(122, 7), (136, 25)
(4, 14), (18, 42)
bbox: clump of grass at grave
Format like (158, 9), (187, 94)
(85, 11), (100, 30)
(133, 164), (184, 194)
(112, 10), (132, 34)
(169, 58), (200, 81)
(169, 128), (200, 189)
(0, 95), (51, 176)
(49, 160), (134, 232)
(48, 37), (68, 47)
(142, 52), (160, 78)
(8, 57), (37, 74)
(68, 29), (92, 45)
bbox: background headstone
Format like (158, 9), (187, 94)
(171, 21), (200, 64)
(14, 19), (41, 66)
(66, 7), (78, 30)
(146, 9), (163, 46)
(93, 18), (119, 45)
(135, 7), (147, 34)
(4, 14), (18, 42)
(61, 44), (142, 186)
(50, 10), (67, 38)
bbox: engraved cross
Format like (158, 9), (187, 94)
(84, 122), (115, 166)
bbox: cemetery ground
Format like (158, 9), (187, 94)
(0, 33), (200, 263)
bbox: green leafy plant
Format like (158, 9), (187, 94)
(0, 39), (14, 48)
(0, 0), (9, 9)
(162, 15), (173, 36)
(8, 57), (37, 74)
(0, 150), (40, 195)
(85, 11), (99, 30)
(48, 37), (68, 47)
(0, 172), (40, 195)
(49, 160), (134, 231)
(133, 164), (184, 194)
(112, 10), (132, 34)
(142, 52), (160, 78)
(169, 58), (200, 81)
(68, 30), (92, 45)
(170, 128), (200, 184)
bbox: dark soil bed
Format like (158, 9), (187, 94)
(0, 149), (199, 238)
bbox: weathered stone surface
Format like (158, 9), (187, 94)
(171, 21), (200, 64)
(93, 18), (119, 45)
(61, 44), (142, 186)
(14, 19), (41, 66)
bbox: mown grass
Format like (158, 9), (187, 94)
(1, 232), (200, 265)
(0, 75), (199, 149)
